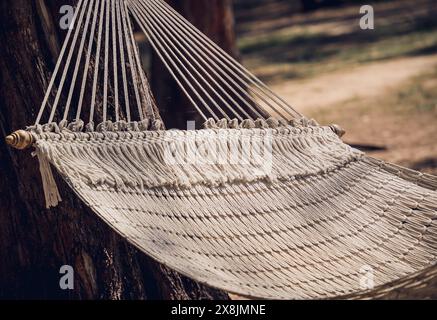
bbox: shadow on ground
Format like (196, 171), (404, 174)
(410, 158), (437, 173)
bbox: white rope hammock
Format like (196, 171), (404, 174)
(7, 0), (437, 299)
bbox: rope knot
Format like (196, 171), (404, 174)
(308, 118), (319, 127)
(203, 118), (217, 129)
(138, 119), (150, 131)
(115, 120), (128, 131)
(255, 118), (269, 129)
(298, 117), (309, 127)
(96, 120), (113, 132)
(85, 121), (95, 132)
(27, 124), (43, 134)
(228, 119), (239, 129)
(42, 122), (60, 133)
(217, 118), (228, 129)
(128, 121), (140, 131)
(241, 119), (256, 129)
(152, 119), (165, 130)
(329, 124), (346, 138)
(289, 119), (300, 127)
(278, 119), (288, 127)
(67, 120), (84, 132)
(59, 120), (69, 131)
(266, 117), (280, 128)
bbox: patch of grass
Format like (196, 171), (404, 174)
(239, 29), (321, 54)
(237, 0), (437, 82)
(242, 27), (437, 82)
(346, 30), (437, 63)
(395, 67), (437, 113)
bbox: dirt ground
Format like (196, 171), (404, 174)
(273, 55), (437, 174)
(273, 55), (437, 114)
(236, 0), (437, 174)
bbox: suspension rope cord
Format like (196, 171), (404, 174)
(144, 0), (302, 119)
(63, 0), (95, 121)
(76, 0), (101, 121)
(35, 0), (85, 125)
(145, 0), (266, 120)
(131, 1), (230, 120)
(122, 0), (155, 119)
(115, 0), (131, 121)
(129, 2), (212, 121)
(141, 1), (258, 120)
(102, 0), (110, 122)
(120, 0), (143, 120)
(49, 0), (90, 124)
(111, 0), (120, 121)
(135, 2), (244, 120)
(90, 0), (106, 124)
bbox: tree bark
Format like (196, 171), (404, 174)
(150, 0), (239, 129)
(0, 0), (228, 300)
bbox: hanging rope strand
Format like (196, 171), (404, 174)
(102, 0), (111, 122)
(90, 0), (106, 124)
(142, 1), (257, 120)
(64, 0), (96, 121)
(145, 0), (302, 119)
(115, 0), (131, 121)
(129, 2), (214, 120)
(120, 0), (143, 120)
(48, 0), (90, 124)
(131, 1), (231, 120)
(122, 0), (154, 119)
(35, 0), (86, 125)
(136, 2), (243, 120)
(111, 0), (120, 121)
(76, 0), (101, 121)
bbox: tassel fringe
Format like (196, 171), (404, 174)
(32, 148), (62, 208)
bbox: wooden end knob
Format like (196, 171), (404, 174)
(5, 130), (34, 150)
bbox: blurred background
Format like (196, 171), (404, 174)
(234, 0), (437, 175)
(144, 0), (437, 174)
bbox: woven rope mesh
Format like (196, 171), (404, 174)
(33, 125), (437, 299)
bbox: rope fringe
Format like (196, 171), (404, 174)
(32, 125), (361, 193)
(32, 148), (62, 208)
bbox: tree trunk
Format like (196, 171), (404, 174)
(0, 0), (228, 300)
(150, 0), (239, 129)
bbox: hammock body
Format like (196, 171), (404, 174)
(31, 120), (437, 299)
(6, 0), (437, 299)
